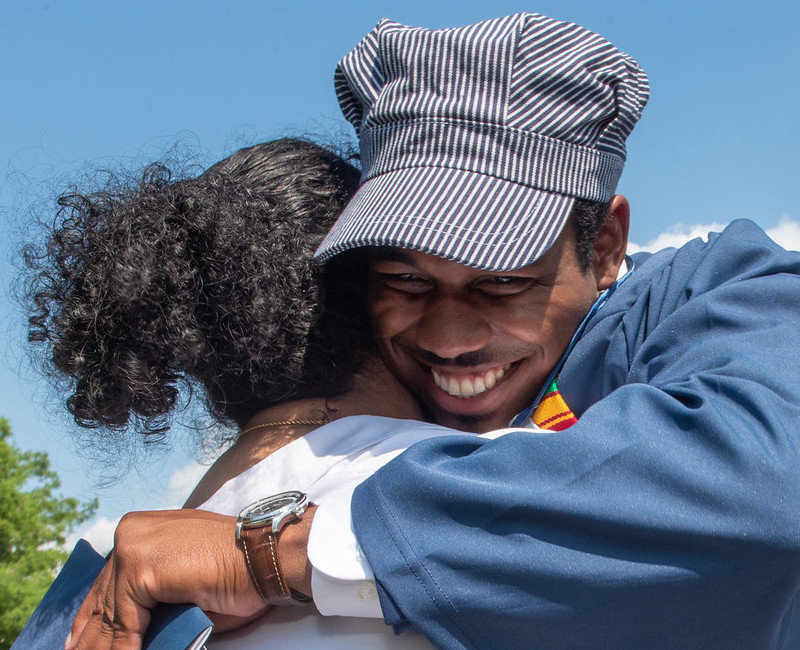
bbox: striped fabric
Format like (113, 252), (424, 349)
(316, 14), (649, 271)
(531, 379), (578, 431)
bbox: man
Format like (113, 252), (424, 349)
(68, 14), (800, 649)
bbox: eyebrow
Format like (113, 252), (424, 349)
(369, 247), (418, 266)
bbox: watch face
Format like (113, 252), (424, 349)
(249, 493), (300, 517)
(238, 491), (308, 534)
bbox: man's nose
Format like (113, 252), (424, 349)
(414, 295), (492, 360)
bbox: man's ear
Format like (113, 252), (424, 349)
(593, 194), (630, 291)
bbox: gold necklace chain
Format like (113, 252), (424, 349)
(238, 419), (326, 438)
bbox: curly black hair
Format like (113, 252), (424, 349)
(24, 139), (368, 441)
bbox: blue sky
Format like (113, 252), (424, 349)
(2, 0), (799, 549)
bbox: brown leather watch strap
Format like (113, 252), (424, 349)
(238, 524), (311, 606)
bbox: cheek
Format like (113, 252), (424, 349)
(490, 297), (551, 345)
(498, 293), (592, 351)
(540, 292), (598, 346)
(368, 294), (413, 341)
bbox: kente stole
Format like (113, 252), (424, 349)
(531, 379), (577, 431)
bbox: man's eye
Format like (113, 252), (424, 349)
(378, 273), (432, 294)
(476, 276), (533, 295)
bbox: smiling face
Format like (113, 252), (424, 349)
(366, 199), (629, 432)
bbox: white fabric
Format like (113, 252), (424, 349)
(309, 424), (543, 619)
(199, 415), (474, 648)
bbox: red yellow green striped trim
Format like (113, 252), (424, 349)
(532, 380), (578, 431)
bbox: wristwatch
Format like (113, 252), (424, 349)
(236, 490), (312, 605)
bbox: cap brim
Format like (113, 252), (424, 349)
(315, 165), (574, 271)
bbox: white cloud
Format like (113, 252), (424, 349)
(164, 460), (208, 509)
(628, 217), (799, 253)
(765, 218), (800, 251)
(67, 515), (120, 556)
(66, 460), (209, 555)
(627, 222), (729, 254)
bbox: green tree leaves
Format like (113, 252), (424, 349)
(0, 417), (97, 648)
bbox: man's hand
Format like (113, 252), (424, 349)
(66, 509), (268, 649)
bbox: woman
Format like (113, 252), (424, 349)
(25, 138), (469, 647)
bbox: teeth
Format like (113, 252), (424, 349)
(448, 376), (460, 395)
(432, 366), (507, 399)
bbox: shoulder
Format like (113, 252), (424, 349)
(562, 220), (800, 411)
(605, 219), (800, 321)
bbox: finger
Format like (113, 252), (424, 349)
(70, 552), (129, 650)
(68, 550), (152, 650)
(105, 556), (151, 649)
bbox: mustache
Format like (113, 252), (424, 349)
(394, 341), (506, 368)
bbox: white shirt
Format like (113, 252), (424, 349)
(198, 415), (477, 647)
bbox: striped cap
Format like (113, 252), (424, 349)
(315, 14), (649, 270)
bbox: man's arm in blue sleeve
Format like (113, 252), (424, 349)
(352, 220), (800, 649)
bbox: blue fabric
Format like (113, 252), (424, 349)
(12, 540), (105, 650)
(352, 220), (800, 649)
(13, 539), (213, 650)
